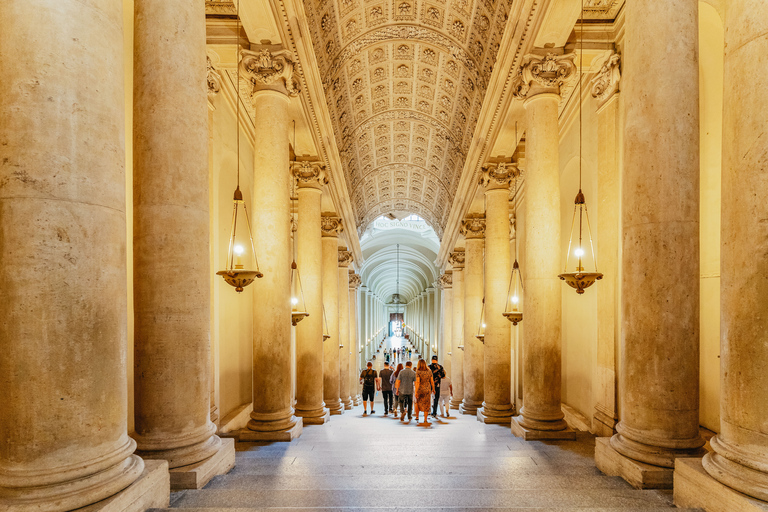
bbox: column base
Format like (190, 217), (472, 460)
(239, 418), (303, 442)
(459, 399), (482, 415)
(352, 394), (362, 406)
(595, 437), (672, 489)
(511, 415), (576, 440)
(79, 460), (169, 512)
(450, 397), (463, 410)
(477, 404), (513, 424)
(342, 396), (354, 409)
(297, 408), (330, 425)
(592, 408), (618, 437)
(326, 398), (345, 415)
(674, 458), (768, 512)
(169, 437), (235, 490)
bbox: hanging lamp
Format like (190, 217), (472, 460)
(558, 0), (602, 294)
(503, 139), (524, 325)
(322, 304), (330, 341)
(217, 0), (264, 292)
(289, 121), (309, 325)
(476, 297), (486, 343)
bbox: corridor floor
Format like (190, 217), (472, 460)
(161, 402), (702, 512)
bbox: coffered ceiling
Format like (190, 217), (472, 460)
(301, 0), (515, 238)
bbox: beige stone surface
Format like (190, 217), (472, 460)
(700, 0), (768, 502)
(608, 0), (704, 472)
(514, 92), (568, 436)
(294, 170), (330, 424)
(169, 438), (235, 490)
(595, 438), (672, 489)
(245, 88), (301, 440)
(338, 258), (353, 409)
(132, 0), (223, 471)
(79, 460), (170, 512)
(349, 274), (362, 406)
(675, 458), (768, 512)
(449, 253), (465, 410)
(322, 219), (344, 415)
(460, 226), (484, 415)
(0, 0), (145, 509)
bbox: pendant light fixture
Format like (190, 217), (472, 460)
(217, 0), (264, 292)
(476, 297), (486, 343)
(290, 121), (309, 325)
(322, 304), (330, 341)
(558, 0), (603, 294)
(504, 132), (524, 324)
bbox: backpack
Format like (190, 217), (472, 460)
(362, 369), (376, 387)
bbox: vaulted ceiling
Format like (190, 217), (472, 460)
(302, 0), (515, 238)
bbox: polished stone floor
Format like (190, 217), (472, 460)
(161, 397), (702, 511)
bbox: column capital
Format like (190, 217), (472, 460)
(321, 214), (343, 237)
(293, 161), (328, 189)
(240, 48), (300, 98)
(207, 56), (222, 99)
(512, 51), (577, 100)
(591, 52), (621, 110)
(338, 246), (353, 267)
(461, 214), (486, 239)
(449, 248), (466, 268)
(437, 272), (453, 289)
(479, 162), (520, 191)
(349, 271), (362, 290)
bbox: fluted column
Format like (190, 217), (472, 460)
(478, 163), (516, 424)
(675, 0), (768, 507)
(510, 52), (577, 440)
(0, 0), (166, 508)
(350, 274), (362, 405)
(338, 248), (353, 409)
(321, 215), (344, 414)
(293, 162), (330, 425)
(438, 273), (453, 377)
(460, 215), (485, 415)
(595, 0), (704, 487)
(240, 48), (303, 441)
(449, 250), (466, 409)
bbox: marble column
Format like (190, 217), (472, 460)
(425, 287), (434, 357)
(478, 163), (516, 424)
(338, 248), (353, 409)
(591, 53), (622, 437)
(293, 161), (330, 425)
(240, 48), (303, 442)
(132, 0), (235, 486)
(510, 52), (576, 440)
(321, 215), (344, 414)
(0, 0), (168, 508)
(438, 273), (453, 377)
(595, 0), (705, 487)
(449, 250), (466, 409)
(350, 273), (362, 405)
(675, 0), (768, 508)
(460, 215), (485, 415)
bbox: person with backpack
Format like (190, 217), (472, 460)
(359, 361), (378, 416)
(429, 355), (446, 418)
(378, 362), (394, 416)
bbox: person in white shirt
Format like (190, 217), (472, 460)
(437, 376), (453, 417)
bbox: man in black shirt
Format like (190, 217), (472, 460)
(378, 362), (394, 415)
(429, 355), (446, 418)
(359, 362), (378, 415)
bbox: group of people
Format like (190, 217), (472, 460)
(382, 347), (412, 362)
(358, 356), (453, 425)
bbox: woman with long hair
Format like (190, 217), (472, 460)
(414, 358), (435, 425)
(391, 363), (404, 415)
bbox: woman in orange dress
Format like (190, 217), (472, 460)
(414, 358), (435, 425)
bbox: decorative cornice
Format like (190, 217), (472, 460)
(511, 52), (577, 100)
(240, 48), (300, 97)
(321, 214), (343, 237)
(338, 247), (354, 267)
(292, 161), (328, 189)
(460, 214), (486, 239)
(479, 162), (520, 190)
(207, 56), (222, 98)
(349, 272), (362, 289)
(591, 52), (621, 108)
(448, 248), (466, 268)
(205, 0), (237, 16)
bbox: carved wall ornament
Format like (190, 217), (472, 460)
(512, 52), (577, 100)
(240, 48), (300, 97)
(321, 215), (344, 237)
(460, 213), (486, 239)
(349, 272), (363, 288)
(338, 247), (354, 267)
(590, 52), (621, 108)
(205, 0), (237, 15)
(292, 161), (328, 188)
(448, 248), (466, 268)
(437, 272), (453, 288)
(479, 162), (519, 189)
(207, 56), (222, 98)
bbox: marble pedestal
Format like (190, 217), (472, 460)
(79, 461), (169, 512)
(239, 419), (304, 442)
(674, 458), (768, 512)
(511, 416), (576, 441)
(301, 410), (331, 425)
(595, 437), (672, 489)
(169, 438), (235, 490)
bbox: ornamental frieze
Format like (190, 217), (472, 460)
(338, 247), (354, 267)
(479, 162), (520, 189)
(240, 49), (300, 97)
(321, 215), (343, 237)
(512, 52), (577, 99)
(292, 161), (328, 189)
(461, 214), (486, 239)
(449, 248), (466, 268)
(591, 53), (621, 108)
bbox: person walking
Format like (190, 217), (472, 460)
(391, 362), (404, 415)
(429, 355), (446, 418)
(395, 361), (416, 422)
(437, 375), (452, 417)
(359, 361), (378, 415)
(414, 359), (435, 426)
(379, 361), (394, 416)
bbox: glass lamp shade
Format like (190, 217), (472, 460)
(559, 189), (602, 294)
(503, 259), (524, 325)
(218, 186), (263, 292)
(290, 260), (309, 325)
(476, 298), (486, 343)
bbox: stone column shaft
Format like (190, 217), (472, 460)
(338, 249), (353, 409)
(439, 273), (453, 378)
(0, 0), (161, 508)
(349, 275), (362, 405)
(294, 163), (329, 424)
(460, 216), (485, 415)
(321, 217), (344, 414)
(450, 251), (466, 409)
